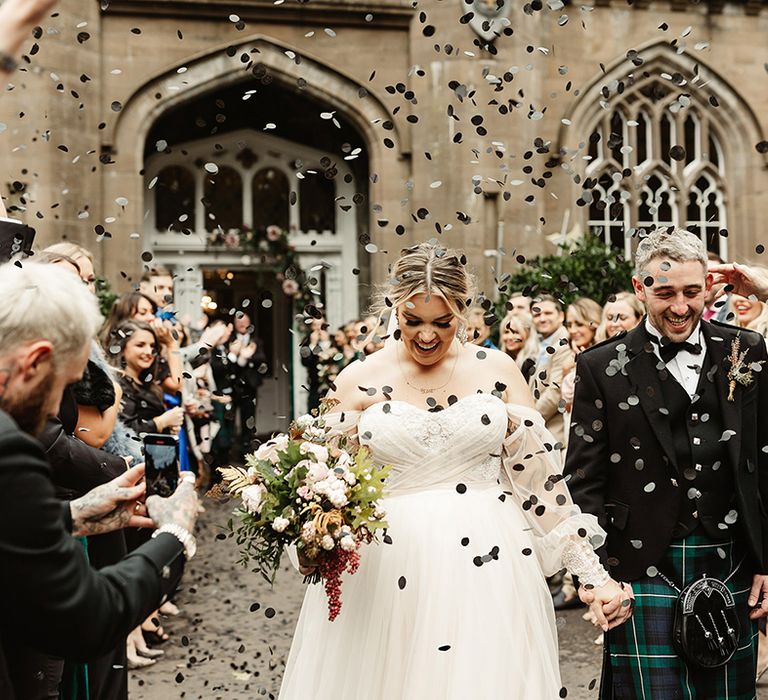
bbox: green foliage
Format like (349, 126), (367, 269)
(497, 235), (634, 312)
(95, 277), (118, 318)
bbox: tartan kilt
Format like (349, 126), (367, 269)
(603, 531), (759, 700)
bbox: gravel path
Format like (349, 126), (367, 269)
(129, 501), (765, 699)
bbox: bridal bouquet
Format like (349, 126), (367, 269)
(217, 400), (390, 620)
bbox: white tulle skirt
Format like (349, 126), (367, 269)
(279, 482), (562, 699)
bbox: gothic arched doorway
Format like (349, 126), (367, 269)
(143, 77), (370, 431)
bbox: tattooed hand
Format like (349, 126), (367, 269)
(146, 475), (200, 533)
(70, 464), (154, 537)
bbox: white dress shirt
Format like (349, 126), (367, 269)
(645, 318), (706, 399)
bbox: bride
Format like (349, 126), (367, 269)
(279, 241), (633, 698)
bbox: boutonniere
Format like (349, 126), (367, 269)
(726, 334), (754, 401)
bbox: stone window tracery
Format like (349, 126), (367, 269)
(583, 76), (728, 258)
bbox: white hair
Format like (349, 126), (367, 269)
(634, 228), (707, 277)
(0, 261), (102, 363)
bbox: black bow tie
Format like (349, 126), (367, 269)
(651, 336), (703, 363)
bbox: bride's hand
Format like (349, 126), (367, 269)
(578, 579), (634, 631)
(298, 550), (318, 577)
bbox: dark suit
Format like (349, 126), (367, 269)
(566, 320), (768, 579)
(0, 408), (185, 700)
(565, 319), (768, 698)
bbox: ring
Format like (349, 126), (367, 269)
(135, 503), (141, 512)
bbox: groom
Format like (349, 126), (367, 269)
(565, 228), (768, 698)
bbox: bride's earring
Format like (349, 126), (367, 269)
(457, 324), (468, 344)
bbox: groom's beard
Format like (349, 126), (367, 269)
(0, 371), (55, 437)
(646, 307), (703, 342)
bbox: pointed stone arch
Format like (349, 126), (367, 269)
(558, 40), (766, 260)
(101, 34), (408, 287)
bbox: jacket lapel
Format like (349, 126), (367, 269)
(701, 322), (743, 473)
(623, 323), (679, 471)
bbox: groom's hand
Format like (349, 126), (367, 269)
(748, 575), (768, 619)
(579, 580), (634, 631)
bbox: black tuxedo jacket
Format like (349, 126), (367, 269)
(0, 409), (186, 699)
(564, 320), (768, 581)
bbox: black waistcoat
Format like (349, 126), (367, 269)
(657, 349), (738, 539)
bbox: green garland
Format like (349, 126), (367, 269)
(206, 224), (316, 317)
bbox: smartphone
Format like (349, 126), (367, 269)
(0, 218), (35, 263)
(143, 433), (179, 498)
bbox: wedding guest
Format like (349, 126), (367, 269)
(566, 228), (768, 698)
(595, 291), (644, 342)
(41, 242), (96, 292)
(506, 291), (532, 317)
(731, 292), (768, 339)
(529, 294), (569, 444)
(227, 311), (267, 454)
(0, 261), (199, 700)
(107, 321), (184, 437)
(139, 268), (174, 310)
(467, 307), (498, 349)
(499, 311), (538, 382)
(561, 297), (602, 415)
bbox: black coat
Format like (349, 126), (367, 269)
(39, 386), (128, 500)
(564, 320), (768, 581)
(0, 408), (185, 699)
(117, 375), (166, 435)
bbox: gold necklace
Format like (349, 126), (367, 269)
(396, 342), (460, 394)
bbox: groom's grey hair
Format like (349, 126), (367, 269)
(634, 228), (708, 277)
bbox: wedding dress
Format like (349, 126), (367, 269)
(279, 393), (606, 699)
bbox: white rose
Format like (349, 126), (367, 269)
(321, 534), (335, 550)
(307, 462), (330, 482)
(271, 516), (290, 533)
(300, 442), (329, 463)
(302, 426), (326, 442)
(340, 535), (356, 552)
(253, 434), (289, 463)
(241, 483), (267, 515)
(328, 490), (349, 508)
(295, 414), (314, 430)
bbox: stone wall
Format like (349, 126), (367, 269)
(0, 0), (765, 299)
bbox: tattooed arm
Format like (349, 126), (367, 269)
(68, 464), (154, 537)
(69, 465), (199, 537)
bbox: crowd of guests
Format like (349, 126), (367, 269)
(8, 240), (270, 697)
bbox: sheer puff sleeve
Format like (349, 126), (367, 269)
(501, 403), (609, 587)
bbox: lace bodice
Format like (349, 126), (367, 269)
(358, 393), (506, 491)
(323, 394), (609, 584)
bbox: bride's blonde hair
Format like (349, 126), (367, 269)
(369, 241), (476, 329)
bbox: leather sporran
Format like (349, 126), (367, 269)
(671, 575), (740, 669)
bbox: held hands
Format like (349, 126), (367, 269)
(579, 579), (635, 631)
(748, 575), (768, 620)
(70, 464), (154, 537)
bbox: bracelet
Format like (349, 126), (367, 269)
(0, 51), (18, 73)
(152, 523), (197, 560)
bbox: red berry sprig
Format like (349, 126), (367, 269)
(318, 546), (362, 621)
